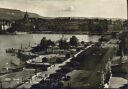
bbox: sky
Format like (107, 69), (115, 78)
(0, 0), (127, 19)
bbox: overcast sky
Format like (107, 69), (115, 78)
(0, 0), (127, 19)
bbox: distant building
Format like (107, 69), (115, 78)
(0, 20), (12, 31)
(23, 11), (29, 21)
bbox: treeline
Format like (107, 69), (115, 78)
(31, 36), (80, 53)
(6, 17), (126, 34)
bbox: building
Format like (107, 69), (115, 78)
(23, 11), (29, 21)
(0, 20), (12, 31)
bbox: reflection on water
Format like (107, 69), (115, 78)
(0, 34), (100, 69)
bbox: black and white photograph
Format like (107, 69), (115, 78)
(0, 0), (128, 89)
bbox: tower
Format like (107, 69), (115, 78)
(23, 11), (29, 21)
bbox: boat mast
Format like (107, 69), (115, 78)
(21, 43), (23, 49)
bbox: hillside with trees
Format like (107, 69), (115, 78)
(0, 8), (42, 20)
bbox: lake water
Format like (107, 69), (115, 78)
(0, 34), (100, 69)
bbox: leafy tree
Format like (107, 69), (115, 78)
(42, 57), (48, 63)
(87, 20), (94, 33)
(59, 39), (69, 49)
(32, 37), (55, 52)
(81, 41), (85, 45)
(69, 36), (79, 47)
(113, 20), (123, 31)
(40, 37), (55, 49)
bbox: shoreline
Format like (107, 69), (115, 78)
(0, 31), (113, 35)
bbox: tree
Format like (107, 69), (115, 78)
(42, 57), (48, 63)
(87, 19), (95, 34)
(81, 41), (85, 45)
(40, 37), (49, 51)
(31, 37), (55, 52)
(113, 20), (123, 31)
(59, 39), (69, 49)
(47, 40), (55, 47)
(40, 37), (55, 50)
(69, 36), (79, 47)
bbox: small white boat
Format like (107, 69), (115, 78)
(14, 31), (27, 35)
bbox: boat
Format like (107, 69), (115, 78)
(14, 31), (27, 35)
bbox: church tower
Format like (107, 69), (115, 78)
(23, 11), (29, 21)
